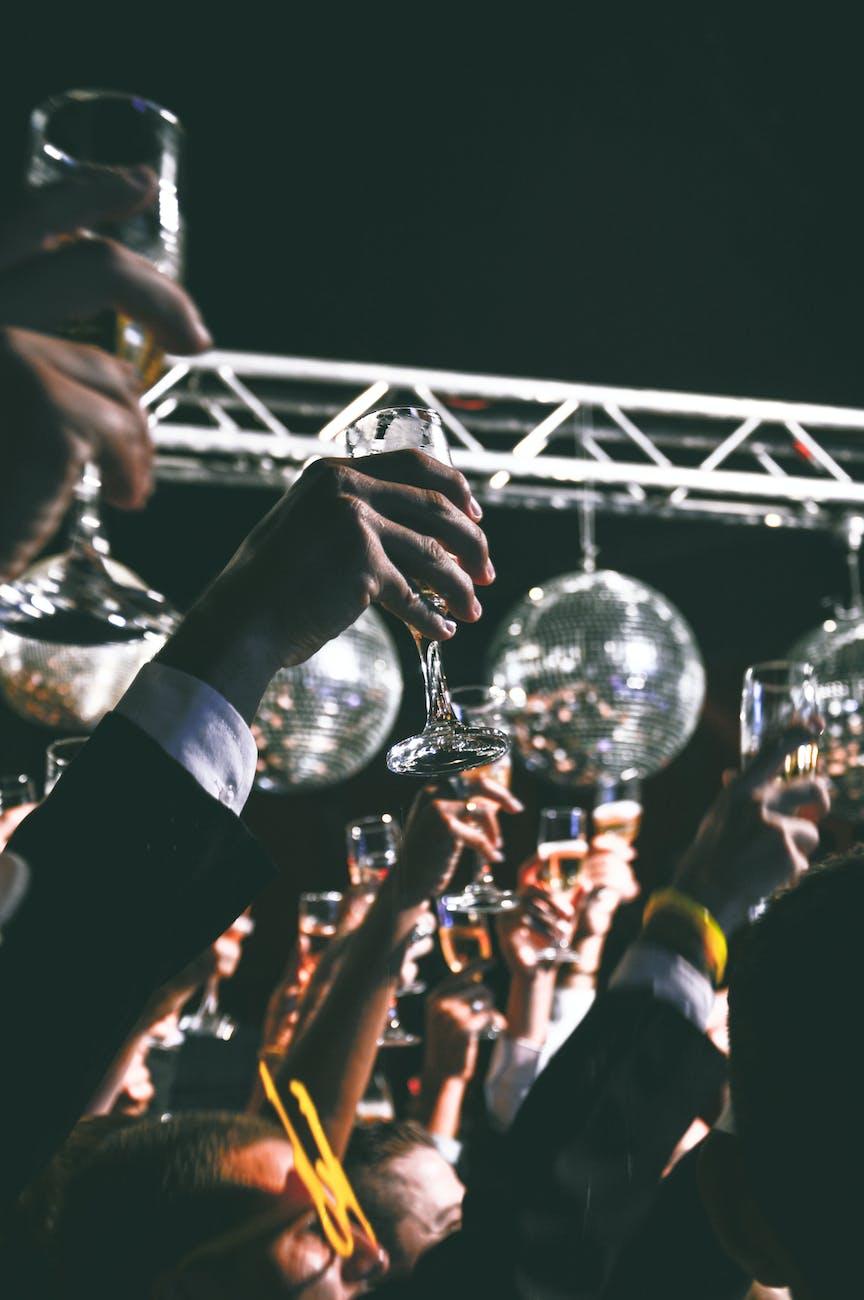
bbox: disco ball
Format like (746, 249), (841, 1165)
(0, 555), (174, 730)
(252, 608), (403, 792)
(487, 569), (706, 786)
(789, 611), (864, 818)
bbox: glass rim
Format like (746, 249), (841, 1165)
(46, 736), (89, 759)
(743, 659), (815, 680)
(0, 772), (34, 788)
(539, 805), (588, 818)
(31, 88), (182, 136)
(299, 890), (344, 904)
(346, 813), (398, 836)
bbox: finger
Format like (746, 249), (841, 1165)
(742, 723), (818, 790)
(35, 358), (153, 509)
(440, 808), (503, 862)
(10, 327), (143, 402)
(349, 447), (479, 523)
(458, 796), (503, 847)
(588, 833), (636, 861)
(373, 548), (459, 640)
(721, 768), (736, 789)
(0, 237), (212, 353)
(0, 167), (157, 271)
(764, 776), (831, 819)
(379, 518), (480, 623)
(460, 773), (524, 814)
(362, 477), (493, 584)
(522, 885), (574, 922)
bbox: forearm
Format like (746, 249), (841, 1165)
(85, 1028), (151, 1116)
(505, 968), (556, 1045)
(418, 1074), (469, 1142)
(277, 876), (426, 1158)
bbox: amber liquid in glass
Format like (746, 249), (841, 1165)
(439, 921), (493, 974)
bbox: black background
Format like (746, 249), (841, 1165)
(1, 12), (861, 1016)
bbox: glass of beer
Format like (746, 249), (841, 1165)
(740, 661), (819, 776)
(346, 813), (400, 889)
(535, 806), (588, 964)
(436, 898), (500, 1040)
(592, 776), (643, 846)
(298, 891), (343, 961)
(344, 408), (509, 778)
(443, 685), (518, 914)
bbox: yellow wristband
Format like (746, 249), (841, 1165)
(643, 888), (728, 987)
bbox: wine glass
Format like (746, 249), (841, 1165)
(436, 897), (500, 1040)
(179, 913), (255, 1042)
(0, 91), (183, 730)
(0, 774), (38, 851)
(344, 813), (422, 1048)
(534, 807), (588, 965)
(741, 661), (819, 776)
(442, 685), (517, 914)
(44, 736), (89, 794)
(343, 408), (509, 777)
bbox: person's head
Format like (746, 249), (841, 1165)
(344, 1121), (464, 1279)
(699, 850), (864, 1299)
(54, 1111), (383, 1299)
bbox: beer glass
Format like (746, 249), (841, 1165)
(592, 776), (643, 845)
(535, 807), (588, 964)
(344, 408), (508, 777)
(45, 736), (89, 793)
(740, 661), (819, 775)
(436, 896), (499, 1040)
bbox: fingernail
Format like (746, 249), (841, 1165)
(442, 619), (457, 636)
(510, 797), (525, 812)
(469, 495), (483, 520)
(472, 598), (483, 619)
(484, 560), (496, 582)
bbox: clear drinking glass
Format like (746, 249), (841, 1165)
(344, 813), (421, 1048)
(0, 91), (183, 730)
(436, 897), (500, 1040)
(741, 661), (819, 776)
(442, 685), (517, 914)
(592, 776), (643, 845)
(343, 408), (509, 778)
(0, 775), (37, 812)
(179, 913), (255, 1042)
(298, 891), (343, 958)
(45, 736), (89, 794)
(535, 807), (588, 964)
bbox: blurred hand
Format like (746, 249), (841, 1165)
(111, 1045), (154, 1117)
(423, 991), (504, 1082)
(0, 168), (211, 580)
(0, 801), (38, 851)
(212, 911), (254, 981)
(137, 947), (217, 1033)
(397, 775), (524, 907)
(158, 450), (497, 721)
(497, 887), (575, 977)
(675, 724), (829, 934)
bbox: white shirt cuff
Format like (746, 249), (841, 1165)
(115, 662), (258, 815)
(430, 1133), (463, 1166)
(610, 941), (715, 1031)
(484, 1035), (545, 1132)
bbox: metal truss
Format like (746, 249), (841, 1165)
(143, 351), (864, 534)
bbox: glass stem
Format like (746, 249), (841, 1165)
(68, 461), (109, 563)
(472, 854), (496, 888)
(411, 631), (458, 728)
(196, 974), (221, 1019)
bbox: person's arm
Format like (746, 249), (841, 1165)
(417, 990), (503, 1149)
(272, 779), (521, 1159)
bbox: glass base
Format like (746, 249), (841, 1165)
(396, 980), (427, 997)
(178, 1011), (238, 1042)
(386, 722), (509, 778)
(442, 884), (517, 914)
(377, 1028), (422, 1049)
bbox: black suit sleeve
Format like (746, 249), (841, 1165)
(394, 990), (727, 1299)
(0, 713), (276, 1205)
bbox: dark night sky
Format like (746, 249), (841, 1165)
(1, 13), (862, 1009)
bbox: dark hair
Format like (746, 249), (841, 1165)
(53, 1110), (283, 1300)
(728, 848), (864, 1297)
(345, 1121), (438, 1271)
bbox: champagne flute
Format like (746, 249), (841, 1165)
(592, 776), (643, 846)
(344, 408), (509, 777)
(298, 891), (343, 960)
(534, 807), (588, 964)
(344, 813), (421, 1047)
(0, 91), (183, 729)
(436, 897), (500, 1039)
(442, 685), (517, 913)
(45, 736), (89, 794)
(179, 913), (255, 1042)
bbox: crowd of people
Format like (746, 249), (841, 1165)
(0, 164), (854, 1300)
